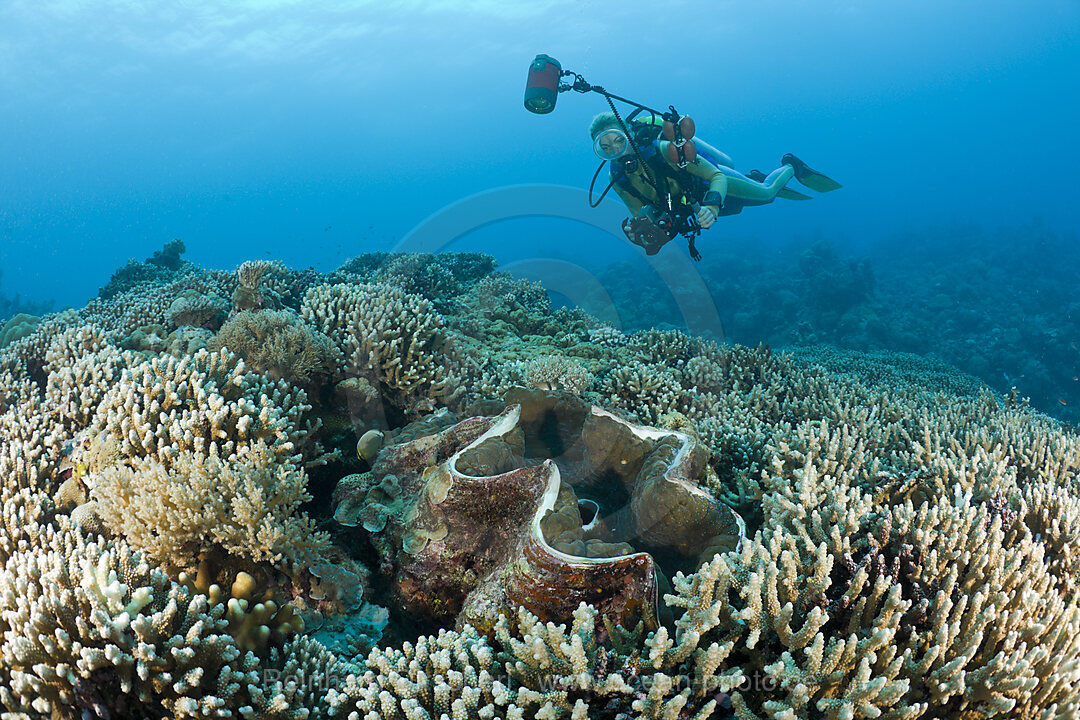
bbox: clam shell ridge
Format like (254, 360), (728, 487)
(338, 393), (745, 634)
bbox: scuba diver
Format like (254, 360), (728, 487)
(522, 53), (841, 260)
(589, 111), (842, 259)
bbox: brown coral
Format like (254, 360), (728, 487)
(209, 308), (341, 388)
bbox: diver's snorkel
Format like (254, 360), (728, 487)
(523, 54), (704, 259)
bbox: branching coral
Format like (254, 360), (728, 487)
(490, 354), (595, 397)
(0, 521), (343, 719)
(4, 250), (1080, 719)
(85, 347), (323, 467)
(658, 457), (1080, 719)
(0, 521), (258, 718)
(90, 440), (331, 572)
(83, 271), (235, 340)
(335, 252), (497, 311)
(302, 282), (466, 414)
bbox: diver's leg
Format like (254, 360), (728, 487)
(719, 165), (794, 206)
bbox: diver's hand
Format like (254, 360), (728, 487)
(697, 205), (717, 229)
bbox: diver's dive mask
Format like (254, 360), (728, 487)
(593, 128), (630, 160)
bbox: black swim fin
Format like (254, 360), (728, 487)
(748, 168), (812, 200)
(781, 153), (843, 192)
(778, 187), (812, 201)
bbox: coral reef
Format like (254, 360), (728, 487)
(0, 520), (322, 719)
(97, 238), (196, 299)
(2, 249), (1079, 719)
(335, 252), (496, 312)
(90, 440), (331, 572)
(302, 282), (467, 416)
(593, 224), (1080, 426)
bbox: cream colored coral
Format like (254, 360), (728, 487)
(87, 347), (321, 468)
(327, 625), (525, 720)
(519, 355), (594, 396)
(0, 486), (52, 569)
(0, 521), (257, 718)
(91, 440), (330, 571)
(43, 325), (134, 431)
(662, 445), (1080, 719)
(302, 282), (465, 413)
(599, 360), (683, 424)
(80, 270), (234, 338)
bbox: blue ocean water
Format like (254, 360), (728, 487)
(2, 0), (1078, 417)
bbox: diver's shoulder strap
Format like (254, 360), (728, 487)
(609, 160), (655, 206)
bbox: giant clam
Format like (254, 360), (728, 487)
(334, 388), (744, 633)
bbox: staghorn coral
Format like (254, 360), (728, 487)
(656, 456), (1080, 719)
(327, 623), (521, 720)
(0, 486), (54, 570)
(328, 601), (729, 720)
(518, 355), (595, 396)
(598, 360), (684, 425)
(43, 325), (133, 431)
(83, 347), (324, 468)
(0, 520), (343, 719)
(90, 440), (331, 572)
(1021, 477), (1080, 599)
(302, 282), (466, 414)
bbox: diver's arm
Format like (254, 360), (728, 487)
(683, 155), (728, 213)
(612, 184), (646, 218)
